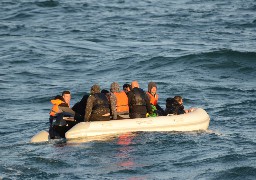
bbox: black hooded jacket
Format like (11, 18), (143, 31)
(72, 94), (89, 117)
(127, 87), (152, 118)
(165, 98), (185, 115)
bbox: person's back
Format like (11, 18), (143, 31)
(110, 82), (129, 119)
(84, 84), (110, 122)
(127, 81), (152, 118)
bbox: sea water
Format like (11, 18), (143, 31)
(0, 0), (256, 179)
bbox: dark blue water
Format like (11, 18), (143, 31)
(1, 0), (256, 179)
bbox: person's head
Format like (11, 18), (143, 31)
(62, 90), (71, 105)
(90, 84), (100, 95)
(101, 89), (110, 96)
(131, 81), (139, 89)
(123, 83), (131, 93)
(110, 82), (120, 93)
(54, 95), (65, 102)
(174, 96), (183, 105)
(148, 82), (157, 95)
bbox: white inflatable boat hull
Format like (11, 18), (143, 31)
(30, 130), (49, 143)
(65, 108), (210, 140)
(30, 108), (210, 143)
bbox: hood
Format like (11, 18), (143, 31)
(110, 82), (120, 93)
(90, 84), (101, 94)
(53, 95), (65, 102)
(148, 82), (157, 92)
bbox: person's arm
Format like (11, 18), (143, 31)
(110, 93), (117, 120)
(156, 103), (166, 115)
(84, 96), (94, 122)
(127, 91), (133, 107)
(178, 105), (186, 115)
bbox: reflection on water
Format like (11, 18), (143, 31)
(66, 134), (117, 145)
(117, 132), (135, 168)
(65, 132), (147, 179)
(116, 132), (147, 180)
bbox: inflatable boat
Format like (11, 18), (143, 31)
(30, 108), (210, 143)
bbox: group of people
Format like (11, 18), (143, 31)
(48, 81), (192, 139)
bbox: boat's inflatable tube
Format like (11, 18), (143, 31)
(30, 130), (49, 143)
(65, 108), (210, 140)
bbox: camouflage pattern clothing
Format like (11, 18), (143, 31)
(84, 85), (110, 122)
(109, 82), (129, 120)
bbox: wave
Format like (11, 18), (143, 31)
(214, 166), (256, 179)
(178, 49), (256, 63)
(170, 49), (256, 77)
(116, 49), (256, 79)
(35, 0), (59, 8)
(123, 49), (256, 69)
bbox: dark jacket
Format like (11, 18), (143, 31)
(165, 98), (185, 115)
(127, 87), (152, 118)
(84, 93), (110, 121)
(72, 94), (89, 117)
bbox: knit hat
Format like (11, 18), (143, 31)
(90, 84), (100, 94)
(110, 82), (120, 93)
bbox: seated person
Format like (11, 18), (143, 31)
(165, 96), (193, 115)
(49, 95), (76, 139)
(84, 84), (110, 122)
(127, 81), (152, 118)
(146, 82), (165, 116)
(109, 82), (129, 120)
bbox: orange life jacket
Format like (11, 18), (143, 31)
(113, 91), (129, 112)
(147, 92), (158, 106)
(49, 99), (65, 116)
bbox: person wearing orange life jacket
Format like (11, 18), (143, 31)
(146, 82), (165, 116)
(49, 95), (70, 139)
(49, 91), (82, 139)
(109, 82), (129, 120)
